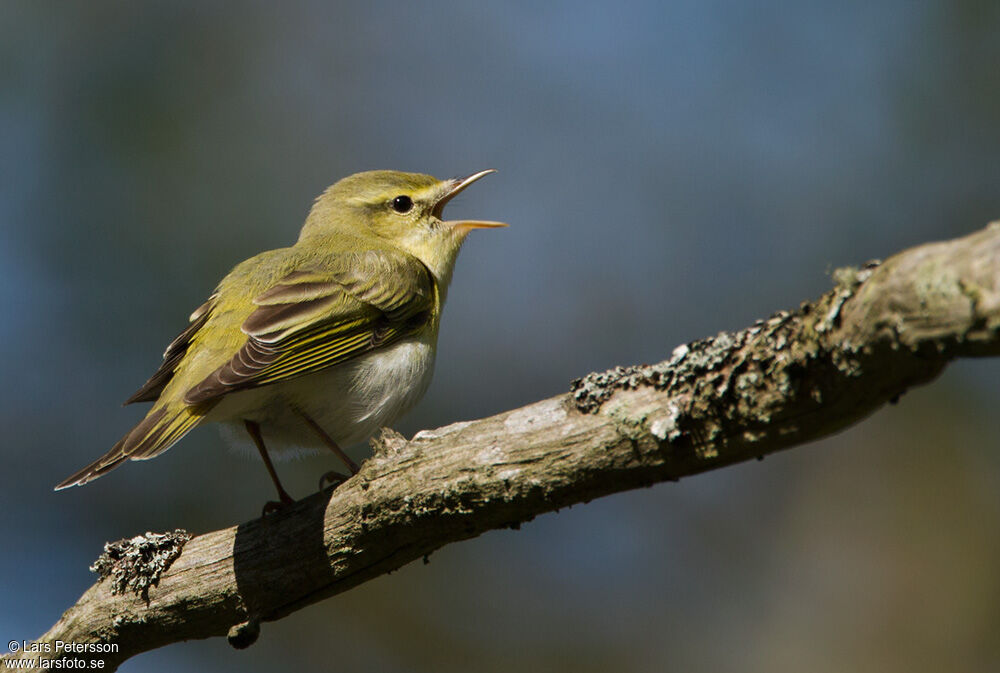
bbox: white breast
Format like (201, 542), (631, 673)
(212, 334), (437, 457)
(343, 337), (438, 433)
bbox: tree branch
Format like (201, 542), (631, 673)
(9, 222), (1000, 670)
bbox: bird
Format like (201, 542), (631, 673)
(55, 169), (506, 511)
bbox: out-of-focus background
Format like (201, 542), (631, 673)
(3, 1), (1000, 671)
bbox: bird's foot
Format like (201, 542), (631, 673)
(261, 491), (295, 516)
(318, 470), (350, 492)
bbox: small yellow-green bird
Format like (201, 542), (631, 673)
(56, 169), (505, 508)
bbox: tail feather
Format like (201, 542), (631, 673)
(54, 436), (132, 489)
(54, 404), (207, 490)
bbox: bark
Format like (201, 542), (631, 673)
(6, 222), (1000, 670)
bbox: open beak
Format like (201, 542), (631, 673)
(435, 169), (508, 231)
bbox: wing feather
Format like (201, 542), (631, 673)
(241, 294), (342, 340)
(183, 249), (436, 405)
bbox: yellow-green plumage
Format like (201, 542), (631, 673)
(56, 170), (504, 494)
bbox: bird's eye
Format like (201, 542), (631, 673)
(391, 195), (413, 213)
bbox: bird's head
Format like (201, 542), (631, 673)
(300, 169), (506, 283)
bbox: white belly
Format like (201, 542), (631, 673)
(210, 336), (436, 457)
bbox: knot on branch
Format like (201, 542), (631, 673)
(227, 617), (261, 649)
(90, 529), (190, 600)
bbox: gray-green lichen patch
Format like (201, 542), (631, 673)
(571, 365), (666, 414)
(569, 258), (887, 417)
(649, 399), (686, 442)
(570, 330), (753, 415)
(570, 344), (689, 413)
(566, 225), (1000, 459)
(90, 529), (190, 600)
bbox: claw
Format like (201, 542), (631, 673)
(261, 492), (294, 516)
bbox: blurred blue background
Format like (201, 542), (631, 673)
(3, 1), (1000, 671)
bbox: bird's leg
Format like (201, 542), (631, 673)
(292, 409), (359, 491)
(244, 419), (294, 515)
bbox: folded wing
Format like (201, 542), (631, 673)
(183, 249), (436, 405)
